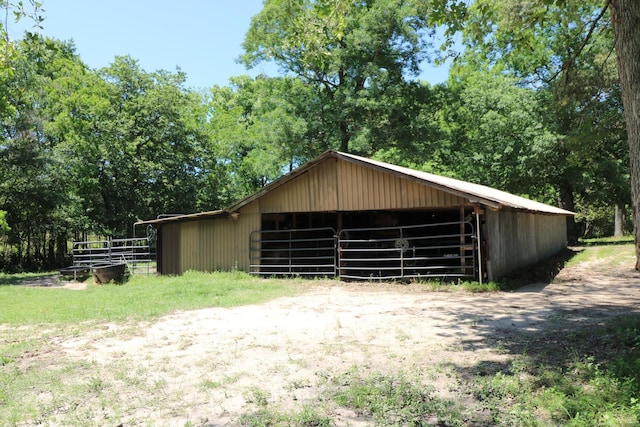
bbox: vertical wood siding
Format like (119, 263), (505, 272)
(486, 209), (567, 280)
(260, 158), (467, 213)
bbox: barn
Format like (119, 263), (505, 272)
(137, 151), (573, 282)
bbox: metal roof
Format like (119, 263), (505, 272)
(137, 150), (573, 225)
(335, 151), (574, 216)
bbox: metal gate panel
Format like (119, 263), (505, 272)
(338, 220), (476, 280)
(249, 227), (336, 276)
(72, 237), (157, 275)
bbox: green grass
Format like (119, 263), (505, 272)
(425, 279), (500, 293)
(329, 367), (463, 426)
(0, 270), (298, 325)
(566, 243), (634, 267)
(467, 313), (640, 427)
(579, 235), (634, 245)
(0, 271), (56, 286)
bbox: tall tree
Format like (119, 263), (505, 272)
(610, 0), (640, 267)
(442, 67), (558, 199)
(241, 0), (431, 154)
(460, 0), (630, 243)
(204, 75), (318, 206)
(0, 34), (77, 268)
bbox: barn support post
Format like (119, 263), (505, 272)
(475, 206), (483, 285)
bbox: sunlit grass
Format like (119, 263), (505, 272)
(579, 235), (634, 245)
(0, 270), (298, 325)
(566, 243), (634, 267)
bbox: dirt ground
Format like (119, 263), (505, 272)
(15, 248), (640, 425)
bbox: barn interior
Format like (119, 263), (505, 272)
(250, 207), (481, 281)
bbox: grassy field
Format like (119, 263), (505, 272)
(1, 243), (639, 426)
(0, 270), (299, 325)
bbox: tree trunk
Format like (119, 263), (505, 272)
(339, 120), (350, 152)
(614, 204), (626, 237)
(610, 0), (640, 269)
(56, 232), (67, 265)
(558, 181), (578, 244)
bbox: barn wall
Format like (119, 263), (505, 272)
(159, 223), (181, 275)
(157, 201), (261, 275)
(336, 160), (467, 210)
(486, 209), (568, 280)
(259, 158), (468, 214)
(261, 159), (338, 213)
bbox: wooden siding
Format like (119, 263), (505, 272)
(486, 209), (567, 280)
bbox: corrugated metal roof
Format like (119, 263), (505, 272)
(334, 151), (574, 216)
(137, 150), (573, 225)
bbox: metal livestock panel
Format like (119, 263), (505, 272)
(338, 221), (476, 280)
(249, 227), (337, 276)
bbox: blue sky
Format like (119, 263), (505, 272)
(7, 0), (451, 89)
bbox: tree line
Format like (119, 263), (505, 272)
(0, 0), (632, 271)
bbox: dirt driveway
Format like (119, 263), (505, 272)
(25, 248), (633, 426)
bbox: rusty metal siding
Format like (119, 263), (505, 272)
(337, 160), (467, 211)
(486, 209), (567, 280)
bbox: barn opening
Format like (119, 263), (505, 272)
(249, 208), (481, 281)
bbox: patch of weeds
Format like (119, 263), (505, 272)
(471, 343), (640, 427)
(415, 278), (499, 293)
(287, 378), (312, 390)
(237, 405), (332, 427)
(200, 378), (221, 390)
(244, 386), (271, 407)
(394, 327), (410, 341)
(86, 375), (108, 394)
(329, 367), (463, 426)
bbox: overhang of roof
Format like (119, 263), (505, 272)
(137, 150), (574, 226)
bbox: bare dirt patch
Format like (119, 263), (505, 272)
(16, 248), (640, 425)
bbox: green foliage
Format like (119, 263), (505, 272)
(442, 68), (558, 198)
(471, 312), (640, 427)
(0, 210), (9, 234)
(237, 405), (333, 427)
(458, 0), (627, 241)
(241, 0), (433, 153)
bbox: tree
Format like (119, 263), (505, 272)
(609, 0), (640, 267)
(441, 68), (559, 199)
(0, 34), (77, 268)
(204, 75), (318, 206)
(241, 0), (431, 154)
(460, 0), (630, 243)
